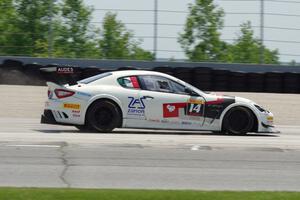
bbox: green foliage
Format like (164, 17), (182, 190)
(13, 0), (56, 56)
(179, 0), (280, 64)
(179, 0), (226, 61)
(53, 0), (97, 58)
(99, 13), (154, 60)
(228, 22), (279, 64)
(0, 0), (17, 55)
(0, 1), (152, 60)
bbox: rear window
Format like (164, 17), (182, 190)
(78, 72), (112, 84)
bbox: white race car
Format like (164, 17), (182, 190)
(41, 70), (275, 134)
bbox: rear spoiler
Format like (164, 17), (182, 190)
(46, 82), (66, 90)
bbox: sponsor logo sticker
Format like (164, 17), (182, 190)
(267, 116), (273, 121)
(57, 67), (74, 74)
(163, 98), (205, 118)
(77, 91), (91, 97)
(127, 97), (146, 117)
(63, 103), (80, 110)
(163, 103), (186, 118)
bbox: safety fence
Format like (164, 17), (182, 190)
(0, 59), (299, 93)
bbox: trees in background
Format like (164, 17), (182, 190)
(53, 0), (98, 58)
(179, 0), (279, 64)
(0, 0), (153, 60)
(0, 0), (17, 55)
(178, 0), (228, 62)
(228, 22), (279, 64)
(0, 0), (281, 63)
(99, 13), (153, 60)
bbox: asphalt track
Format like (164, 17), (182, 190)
(0, 85), (300, 190)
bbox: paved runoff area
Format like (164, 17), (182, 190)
(0, 85), (300, 191)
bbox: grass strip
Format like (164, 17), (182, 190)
(0, 188), (300, 200)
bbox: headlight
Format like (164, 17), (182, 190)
(254, 104), (267, 112)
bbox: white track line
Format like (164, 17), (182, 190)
(191, 145), (200, 151)
(6, 144), (60, 148)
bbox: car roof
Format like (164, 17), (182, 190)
(111, 70), (170, 78)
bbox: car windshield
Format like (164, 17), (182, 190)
(173, 78), (205, 95)
(185, 82), (208, 94)
(77, 72), (112, 84)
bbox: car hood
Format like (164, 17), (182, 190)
(206, 92), (254, 105)
(235, 96), (254, 104)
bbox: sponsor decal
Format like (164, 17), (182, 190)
(148, 119), (160, 122)
(187, 103), (203, 116)
(204, 96), (235, 119)
(121, 76), (140, 89)
(163, 103), (186, 118)
(267, 116), (273, 122)
(63, 103), (80, 110)
(72, 110), (80, 113)
(77, 91), (91, 97)
(57, 67), (74, 74)
(206, 98), (224, 105)
(187, 98), (204, 116)
(127, 97), (145, 116)
(188, 99), (204, 104)
(181, 121), (192, 125)
(160, 119), (180, 124)
(72, 114), (80, 117)
(163, 98), (204, 118)
(130, 77), (140, 88)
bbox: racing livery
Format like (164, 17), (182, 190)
(41, 70), (275, 134)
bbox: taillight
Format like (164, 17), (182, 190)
(54, 89), (75, 99)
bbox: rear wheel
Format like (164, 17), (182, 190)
(223, 107), (254, 135)
(75, 125), (93, 132)
(86, 100), (122, 133)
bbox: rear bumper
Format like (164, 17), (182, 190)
(41, 110), (57, 125)
(41, 109), (74, 126)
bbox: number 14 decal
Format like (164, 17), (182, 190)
(187, 103), (203, 116)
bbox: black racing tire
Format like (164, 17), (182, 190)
(86, 100), (122, 133)
(223, 107), (254, 135)
(75, 125), (94, 132)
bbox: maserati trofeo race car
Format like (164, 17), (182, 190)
(41, 70), (275, 135)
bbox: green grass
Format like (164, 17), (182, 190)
(0, 188), (300, 200)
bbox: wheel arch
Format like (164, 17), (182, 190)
(83, 94), (124, 128)
(219, 103), (259, 132)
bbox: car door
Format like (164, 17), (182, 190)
(137, 75), (205, 130)
(116, 76), (146, 128)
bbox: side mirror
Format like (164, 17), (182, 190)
(185, 87), (199, 96)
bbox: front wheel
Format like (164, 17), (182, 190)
(86, 100), (122, 133)
(223, 107), (254, 135)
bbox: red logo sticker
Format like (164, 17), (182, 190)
(163, 103), (186, 118)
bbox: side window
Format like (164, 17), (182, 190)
(139, 76), (156, 91)
(139, 75), (173, 93)
(118, 76), (140, 89)
(156, 79), (172, 92)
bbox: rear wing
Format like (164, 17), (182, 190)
(46, 82), (66, 90)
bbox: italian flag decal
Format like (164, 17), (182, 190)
(122, 76), (140, 89)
